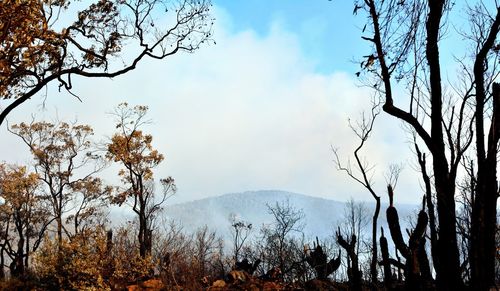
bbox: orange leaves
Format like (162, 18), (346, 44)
(0, 0), (214, 128)
(10, 119), (109, 238)
(10, 121), (95, 170)
(107, 130), (163, 179)
(0, 0), (65, 98)
(34, 227), (112, 290)
(0, 163), (40, 208)
(107, 104), (164, 188)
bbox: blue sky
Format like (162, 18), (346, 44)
(2, 1), (464, 205)
(217, 0), (367, 74)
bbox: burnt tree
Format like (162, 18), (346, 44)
(353, 1), (500, 289)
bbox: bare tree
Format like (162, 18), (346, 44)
(333, 101), (385, 285)
(229, 213), (253, 265)
(259, 199), (305, 282)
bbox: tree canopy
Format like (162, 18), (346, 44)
(0, 0), (213, 125)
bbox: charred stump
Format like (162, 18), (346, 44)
(386, 186), (432, 290)
(337, 227), (362, 291)
(305, 237), (341, 280)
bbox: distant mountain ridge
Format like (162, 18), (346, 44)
(163, 190), (418, 241)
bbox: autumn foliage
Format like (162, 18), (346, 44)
(0, 0), (214, 125)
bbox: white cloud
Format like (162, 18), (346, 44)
(0, 7), (422, 204)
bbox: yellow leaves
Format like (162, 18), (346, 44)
(107, 130), (164, 179)
(0, 163), (40, 207)
(107, 103), (167, 209)
(33, 225), (157, 290)
(34, 227), (112, 290)
(0, 0), (63, 97)
(11, 121), (95, 168)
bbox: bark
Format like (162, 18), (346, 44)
(370, 196), (380, 286)
(337, 229), (362, 291)
(418, 238), (432, 284)
(471, 83), (500, 290)
(386, 190), (431, 290)
(11, 217), (25, 277)
(305, 238), (341, 280)
(425, 1), (462, 289)
(0, 247), (4, 280)
(56, 215), (63, 247)
(470, 6), (500, 290)
(364, 1), (462, 286)
(380, 228), (392, 288)
(139, 206), (147, 258)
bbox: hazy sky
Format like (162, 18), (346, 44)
(0, 1), (437, 204)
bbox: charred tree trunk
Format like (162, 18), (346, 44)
(425, 1), (462, 289)
(371, 196), (380, 286)
(102, 229), (114, 281)
(379, 228), (393, 288)
(0, 246), (4, 280)
(469, 6), (500, 289)
(433, 178), (461, 290)
(386, 187), (431, 290)
(24, 232), (29, 271)
(415, 144), (440, 278)
(471, 81), (500, 290)
(145, 229), (153, 257)
(305, 237), (341, 280)
(337, 228), (362, 291)
(138, 204), (147, 258)
(417, 238), (432, 285)
(11, 216), (25, 277)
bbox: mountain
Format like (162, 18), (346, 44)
(163, 190), (419, 242)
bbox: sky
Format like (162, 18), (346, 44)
(0, 1), (440, 204)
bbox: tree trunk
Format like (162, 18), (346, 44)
(380, 228), (392, 288)
(0, 247), (4, 280)
(337, 231), (362, 291)
(471, 83), (500, 290)
(139, 208), (147, 258)
(370, 196), (380, 287)
(56, 215), (63, 247)
(426, 0), (462, 287)
(433, 174), (462, 290)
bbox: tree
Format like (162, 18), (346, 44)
(340, 199), (370, 264)
(333, 101), (404, 286)
(229, 213), (253, 264)
(9, 120), (110, 246)
(107, 103), (176, 258)
(154, 221), (227, 289)
(333, 103), (382, 285)
(0, 163), (51, 278)
(0, 0), (213, 126)
(259, 199), (305, 281)
(335, 199), (370, 291)
(385, 186), (432, 290)
(304, 237), (341, 281)
(192, 225), (221, 280)
(354, 1), (500, 289)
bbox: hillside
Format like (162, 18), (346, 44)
(163, 190), (418, 242)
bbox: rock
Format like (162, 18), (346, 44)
(127, 278), (164, 290)
(228, 270), (250, 283)
(209, 279), (227, 289)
